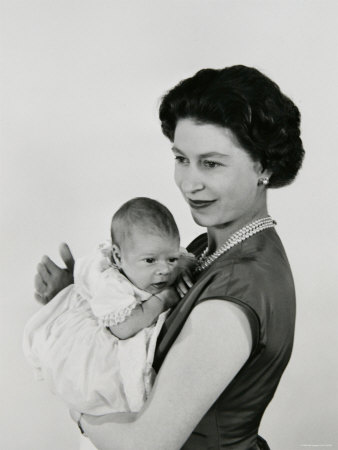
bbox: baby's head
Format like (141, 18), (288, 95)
(111, 197), (181, 294)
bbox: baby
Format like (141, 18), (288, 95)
(23, 197), (194, 415)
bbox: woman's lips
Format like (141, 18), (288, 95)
(187, 199), (216, 209)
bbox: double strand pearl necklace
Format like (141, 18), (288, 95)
(196, 216), (276, 272)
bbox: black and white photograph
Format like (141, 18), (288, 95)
(1, 1), (337, 449)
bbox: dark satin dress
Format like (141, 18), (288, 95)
(153, 228), (296, 450)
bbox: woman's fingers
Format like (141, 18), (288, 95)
(35, 272), (46, 292)
(34, 247), (75, 304)
(34, 273), (49, 304)
(42, 255), (61, 275)
(35, 260), (57, 303)
(59, 243), (75, 273)
(37, 261), (51, 282)
(34, 291), (48, 304)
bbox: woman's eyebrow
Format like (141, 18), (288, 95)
(171, 146), (229, 158)
(200, 152), (230, 158)
(171, 146), (184, 154)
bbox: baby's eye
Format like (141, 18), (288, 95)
(168, 257), (179, 263)
(202, 160), (222, 168)
(175, 156), (188, 164)
(144, 258), (155, 264)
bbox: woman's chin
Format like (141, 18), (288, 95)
(191, 212), (213, 228)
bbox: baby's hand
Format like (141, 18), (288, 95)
(156, 287), (180, 309)
(168, 250), (196, 287)
(176, 273), (193, 299)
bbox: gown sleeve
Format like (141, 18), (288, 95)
(88, 268), (151, 327)
(74, 242), (151, 328)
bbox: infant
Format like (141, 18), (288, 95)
(23, 197), (194, 415)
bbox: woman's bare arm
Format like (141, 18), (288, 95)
(81, 299), (252, 450)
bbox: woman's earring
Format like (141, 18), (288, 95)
(258, 177), (269, 186)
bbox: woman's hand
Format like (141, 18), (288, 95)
(34, 243), (75, 304)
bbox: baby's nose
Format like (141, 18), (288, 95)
(156, 263), (170, 276)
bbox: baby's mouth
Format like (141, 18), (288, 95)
(151, 281), (167, 290)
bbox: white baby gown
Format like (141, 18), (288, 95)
(23, 242), (169, 416)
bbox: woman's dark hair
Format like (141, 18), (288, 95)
(159, 65), (304, 188)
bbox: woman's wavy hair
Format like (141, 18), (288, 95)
(159, 65), (304, 188)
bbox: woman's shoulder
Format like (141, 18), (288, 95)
(186, 229), (293, 300)
(206, 229), (290, 275)
(187, 233), (207, 256)
(191, 229), (294, 312)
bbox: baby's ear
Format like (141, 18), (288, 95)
(111, 244), (122, 268)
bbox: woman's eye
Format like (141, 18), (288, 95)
(202, 160), (221, 168)
(175, 156), (188, 164)
(145, 258), (155, 264)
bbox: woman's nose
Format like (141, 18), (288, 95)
(177, 166), (204, 194)
(181, 173), (204, 193)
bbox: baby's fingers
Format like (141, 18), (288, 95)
(176, 286), (185, 299)
(181, 273), (193, 289)
(176, 280), (188, 298)
(176, 273), (194, 298)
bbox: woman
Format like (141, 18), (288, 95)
(35, 65), (304, 449)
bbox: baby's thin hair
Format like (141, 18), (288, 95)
(111, 197), (180, 247)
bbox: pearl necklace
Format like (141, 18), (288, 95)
(196, 216), (276, 272)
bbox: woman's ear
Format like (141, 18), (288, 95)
(253, 161), (271, 176)
(260, 168), (272, 179)
(253, 161), (272, 186)
(111, 244), (122, 268)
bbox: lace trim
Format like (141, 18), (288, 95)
(98, 301), (139, 327)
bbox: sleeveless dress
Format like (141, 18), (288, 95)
(154, 229), (296, 450)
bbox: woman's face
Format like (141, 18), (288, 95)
(172, 118), (266, 229)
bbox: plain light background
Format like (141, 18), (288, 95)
(1, 1), (337, 449)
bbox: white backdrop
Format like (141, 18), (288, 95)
(1, 1), (337, 449)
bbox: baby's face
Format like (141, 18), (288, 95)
(117, 230), (180, 294)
